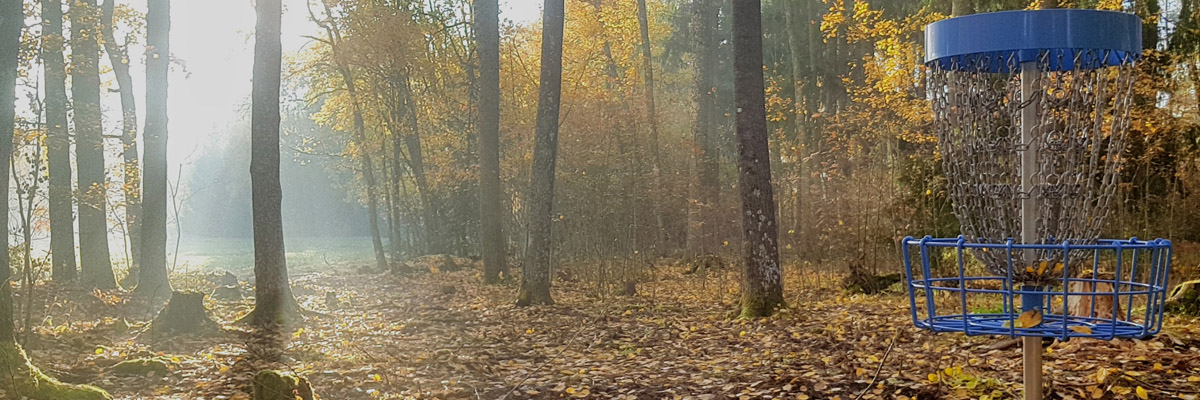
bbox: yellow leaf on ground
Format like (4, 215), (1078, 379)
(1017, 310), (1042, 328)
(1136, 386), (1149, 399)
(1096, 368), (1110, 384)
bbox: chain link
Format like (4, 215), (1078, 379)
(930, 49), (1137, 279)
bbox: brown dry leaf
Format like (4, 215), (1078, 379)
(1069, 325), (1093, 334)
(1017, 310), (1042, 328)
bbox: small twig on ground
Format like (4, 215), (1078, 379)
(1123, 371), (1200, 394)
(854, 330), (900, 400)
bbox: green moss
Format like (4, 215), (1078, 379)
(515, 286), (554, 307)
(0, 342), (111, 400)
(110, 357), (171, 376)
(253, 370), (314, 400)
(738, 293), (786, 319)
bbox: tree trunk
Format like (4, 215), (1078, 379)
(516, 0), (565, 307)
(476, 0), (507, 283)
(248, 0), (299, 327)
(0, 0), (17, 342)
(636, 0), (666, 252)
(1, 10), (111, 399)
(783, 0), (807, 247)
(71, 0), (117, 289)
(389, 135), (406, 258)
(399, 79), (441, 255)
(42, 0), (77, 282)
(101, 0), (141, 286)
(690, 0), (720, 254)
(732, 0), (783, 319)
(315, 1), (389, 272)
(339, 67), (388, 272)
(951, 0), (974, 17)
(135, 0), (172, 297)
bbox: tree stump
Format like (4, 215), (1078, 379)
(1166, 280), (1200, 316)
(252, 370), (315, 400)
(211, 285), (243, 301)
(1067, 273), (1122, 320)
(686, 254), (727, 274)
(206, 270), (239, 287)
(842, 263), (902, 295)
(147, 291), (220, 336)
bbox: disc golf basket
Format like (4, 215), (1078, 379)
(901, 9), (1172, 399)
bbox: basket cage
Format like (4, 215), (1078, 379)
(902, 236), (1172, 340)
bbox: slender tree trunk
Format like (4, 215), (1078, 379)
(338, 69), (389, 271)
(397, 77), (441, 255)
(137, 0), (171, 298)
(690, 0), (720, 254)
(382, 154), (400, 260)
(100, 0), (141, 279)
(516, 0), (565, 307)
(0, 0), (19, 342)
(636, 0), (666, 251)
(72, 0), (117, 289)
(315, 3), (389, 272)
(389, 131), (406, 258)
(783, 0), (807, 247)
(42, 0), (77, 282)
(104, 0), (144, 288)
(476, 0), (506, 283)
(733, 0), (783, 318)
(248, 0), (299, 327)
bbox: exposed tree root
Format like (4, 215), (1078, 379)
(0, 341), (111, 400)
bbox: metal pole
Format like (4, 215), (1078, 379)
(1019, 60), (1043, 400)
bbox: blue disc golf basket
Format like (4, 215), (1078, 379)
(906, 9), (1172, 400)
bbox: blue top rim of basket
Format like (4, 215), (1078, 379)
(925, 9), (1142, 72)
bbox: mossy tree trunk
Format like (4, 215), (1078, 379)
(517, 0), (565, 307)
(732, 0), (784, 319)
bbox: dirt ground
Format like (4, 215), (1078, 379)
(15, 262), (1200, 399)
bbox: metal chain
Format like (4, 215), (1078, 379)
(930, 49), (1136, 278)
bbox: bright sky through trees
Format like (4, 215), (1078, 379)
(112, 0), (538, 178)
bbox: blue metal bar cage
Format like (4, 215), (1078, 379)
(902, 236), (1172, 340)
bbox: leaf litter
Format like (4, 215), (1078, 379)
(10, 263), (1200, 399)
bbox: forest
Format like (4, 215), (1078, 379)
(0, 0), (1196, 398)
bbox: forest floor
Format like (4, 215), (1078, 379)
(13, 259), (1200, 400)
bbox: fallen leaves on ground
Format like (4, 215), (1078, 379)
(12, 263), (1200, 399)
